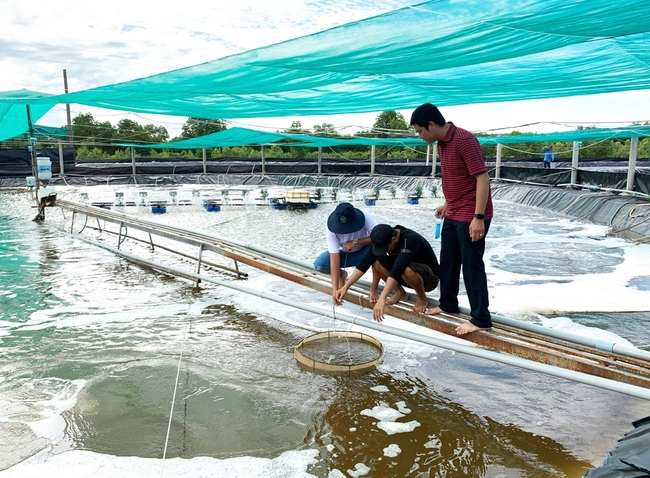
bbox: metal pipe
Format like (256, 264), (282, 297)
(456, 305), (650, 362)
(627, 137), (638, 192)
(571, 141), (580, 186)
(61, 232), (650, 401)
(495, 143), (502, 180)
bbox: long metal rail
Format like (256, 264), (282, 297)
(55, 200), (650, 393)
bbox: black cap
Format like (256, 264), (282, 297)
(370, 224), (395, 256)
(327, 203), (365, 234)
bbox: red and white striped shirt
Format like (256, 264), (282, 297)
(438, 123), (493, 222)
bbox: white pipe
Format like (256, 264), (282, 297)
(571, 141), (580, 186)
(495, 143), (502, 180)
(431, 142), (438, 177)
(627, 137), (638, 192)
(61, 232), (650, 401)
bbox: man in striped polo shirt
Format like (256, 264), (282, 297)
(410, 103), (493, 335)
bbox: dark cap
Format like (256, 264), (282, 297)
(370, 224), (396, 256)
(327, 202), (365, 234)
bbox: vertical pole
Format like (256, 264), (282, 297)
(131, 147), (136, 178)
(495, 143), (503, 180)
(63, 69), (73, 147)
(26, 105), (43, 221)
(431, 142), (438, 177)
(26, 106), (38, 192)
(261, 145), (266, 175)
(317, 147), (322, 175)
(58, 141), (65, 176)
(571, 141), (580, 186)
(425, 144), (430, 166)
(370, 145), (376, 176)
(202, 148), (207, 174)
(626, 137), (639, 192)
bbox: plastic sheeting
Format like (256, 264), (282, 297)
(584, 416), (650, 477)
(2, 0), (650, 141)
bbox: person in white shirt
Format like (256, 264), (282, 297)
(313, 202), (377, 304)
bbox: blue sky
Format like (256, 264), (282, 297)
(2, 0), (649, 138)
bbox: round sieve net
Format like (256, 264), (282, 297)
(294, 330), (384, 374)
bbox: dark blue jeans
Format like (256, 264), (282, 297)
(439, 218), (492, 328)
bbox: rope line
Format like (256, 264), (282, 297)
(160, 316), (190, 477)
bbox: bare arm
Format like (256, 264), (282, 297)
(470, 173), (489, 241)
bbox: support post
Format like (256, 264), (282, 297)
(626, 137), (639, 192)
(317, 147), (322, 175)
(58, 141), (65, 176)
(431, 142), (438, 177)
(370, 145), (376, 176)
(63, 69), (73, 147)
(495, 143), (503, 180)
(261, 145), (266, 175)
(571, 141), (580, 186)
(131, 147), (136, 179)
(202, 148), (207, 174)
(425, 144), (430, 166)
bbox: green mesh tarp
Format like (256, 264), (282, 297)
(478, 125), (650, 145)
(0, 90), (55, 141)
(119, 127), (425, 149)
(50, 0), (650, 118)
(120, 126), (649, 150)
(2, 0), (650, 141)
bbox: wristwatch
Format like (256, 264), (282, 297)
(473, 213), (485, 220)
(353, 238), (359, 246)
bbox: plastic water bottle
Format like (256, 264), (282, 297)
(435, 216), (442, 239)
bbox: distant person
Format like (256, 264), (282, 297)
(335, 224), (440, 322)
(410, 103), (493, 335)
(314, 202), (377, 305)
(542, 146), (554, 169)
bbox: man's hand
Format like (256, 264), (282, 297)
(373, 297), (386, 322)
(335, 287), (347, 305)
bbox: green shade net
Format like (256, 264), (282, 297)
(2, 0), (650, 141)
(0, 90), (55, 141)
(120, 125), (650, 150)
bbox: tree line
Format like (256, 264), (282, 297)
(3, 111), (647, 161)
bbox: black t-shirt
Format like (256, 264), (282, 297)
(356, 225), (440, 281)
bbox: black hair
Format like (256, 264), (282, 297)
(410, 103), (446, 127)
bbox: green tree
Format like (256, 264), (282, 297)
(71, 113), (114, 145)
(373, 111), (410, 134)
(313, 123), (338, 136)
(180, 117), (227, 139)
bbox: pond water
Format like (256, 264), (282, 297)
(0, 184), (649, 478)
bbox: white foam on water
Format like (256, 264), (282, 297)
(486, 214), (650, 316)
(359, 403), (421, 436)
(0, 449), (321, 478)
(383, 444), (401, 458)
(0, 378), (86, 444)
(346, 462), (371, 477)
(537, 315), (634, 346)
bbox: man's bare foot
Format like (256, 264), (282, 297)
(455, 321), (491, 335)
(369, 290), (379, 303)
(413, 298), (428, 314)
(424, 306), (442, 315)
(386, 290), (409, 306)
